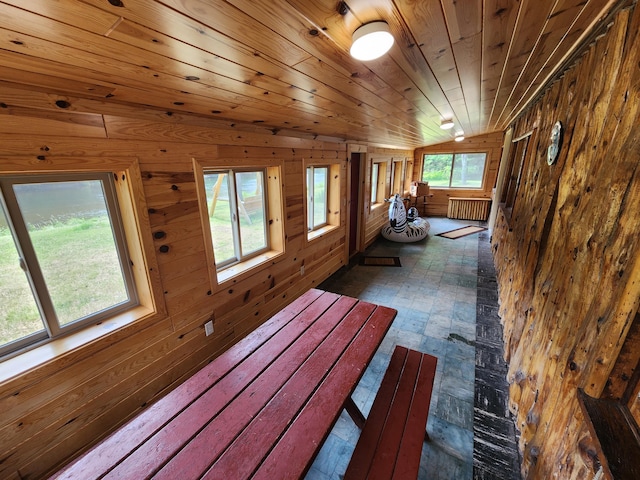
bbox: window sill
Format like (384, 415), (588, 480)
(0, 305), (157, 385)
(307, 224), (339, 242)
(217, 249), (283, 284)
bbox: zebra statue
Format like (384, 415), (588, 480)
(381, 194), (430, 243)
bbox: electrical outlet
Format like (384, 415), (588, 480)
(300, 265), (305, 275)
(205, 320), (214, 336)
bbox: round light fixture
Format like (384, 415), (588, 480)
(350, 21), (394, 61)
(455, 133), (465, 142)
(440, 119), (454, 130)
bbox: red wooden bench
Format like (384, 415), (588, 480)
(344, 345), (438, 480)
(50, 289), (397, 480)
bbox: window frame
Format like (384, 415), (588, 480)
(0, 157), (162, 366)
(421, 151), (489, 189)
(306, 165), (329, 232)
(370, 159), (388, 210)
(203, 168), (270, 270)
(194, 158), (285, 286)
(390, 158), (406, 196)
(304, 161), (341, 242)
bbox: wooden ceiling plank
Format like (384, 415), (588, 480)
(0, 10), (360, 127)
(1, 1), (424, 145)
(487, 0), (556, 129)
(500, 0), (623, 128)
(275, 0), (448, 140)
(441, 0), (483, 133)
(481, 0), (521, 131)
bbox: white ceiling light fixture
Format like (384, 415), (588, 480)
(440, 119), (454, 130)
(455, 133), (465, 142)
(350, 21), (394, 61)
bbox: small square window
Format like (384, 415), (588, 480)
(370, 161), (387, 206)
(195, 160), (285, 285)
(203, 169), (269, 270)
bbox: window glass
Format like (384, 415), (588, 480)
(203, 169), (269, 270)
(204, 172), (235, 265)
(0, 200), (44, 346)
(236, 171), (267, 256)
(391, 161), (404, 195)
(0, 173), (136, 355)
(371, 163), (379, 204)
(306, 166), (328, 231)
(422, 154), (453, 187)
(422, 153), (486, 188)
(450, 153), (487, 188)
(14, 180), (129, 325)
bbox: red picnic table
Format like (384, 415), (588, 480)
(52, 288), (397, 479)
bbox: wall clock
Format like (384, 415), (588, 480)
(547, 121), (563, 165)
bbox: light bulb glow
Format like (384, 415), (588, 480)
(350, 22), (394, 61)
(440, 119), (454, 130)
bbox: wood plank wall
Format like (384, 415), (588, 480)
(491, 4), (640, 478)
(412, 133), (503, 217)
(0, 87), (417, 477)
(359, 147), (414, 249)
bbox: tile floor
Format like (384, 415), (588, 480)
(305, 217), (488, 480)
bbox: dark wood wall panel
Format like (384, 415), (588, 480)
(491, 4), (640, 478)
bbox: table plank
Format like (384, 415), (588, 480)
(252, 305), (397, 480)
(111, 292), (354, 479)
(149, 294), (359, 479)
(200, 301), (380, 479)
(53, 288), (327, 480)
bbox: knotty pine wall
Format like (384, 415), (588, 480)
(362, 147), (413, 247)
(0, 92), (416, 477)
(491, 4), (640, 478)
(412, 132), (503, 217)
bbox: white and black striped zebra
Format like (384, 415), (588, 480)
(388, 194), (407, 233)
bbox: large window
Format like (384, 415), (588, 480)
(306, 166), (328, 231)
(421, 152), (487, 188)
(0, 173), (137, 357)
(203, 169), (269, 269)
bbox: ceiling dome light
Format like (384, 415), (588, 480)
(350, 21), (394, 61)
(455, 133), (465, 142)
(440, 119), (455, 130)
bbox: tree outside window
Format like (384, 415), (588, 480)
(422, 153), (487, 188)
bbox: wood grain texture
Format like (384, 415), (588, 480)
(0, 0), (621, 148)
(0, 109), (358, 478)
(491, 4), (640, 478)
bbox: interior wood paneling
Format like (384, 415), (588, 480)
(0, 0), (622, 149)
(491, 3), (640, 477)
(0, 100), (358, 477)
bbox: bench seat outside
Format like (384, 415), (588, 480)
(344, 345), (438, 480)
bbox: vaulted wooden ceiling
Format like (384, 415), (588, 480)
(0, 0), (621, 149)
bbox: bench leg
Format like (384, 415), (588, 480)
(344, 396), (366, 430)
